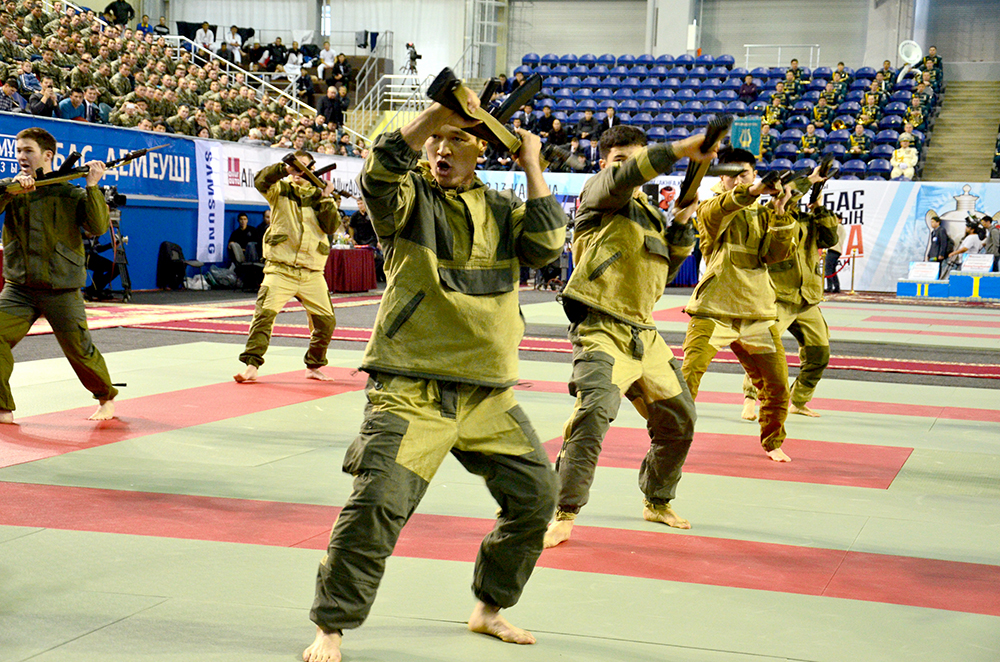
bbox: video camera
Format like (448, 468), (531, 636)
(406, 42), (421, 63)
(100, 185), (126, 210)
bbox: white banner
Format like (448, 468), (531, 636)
(195, 139), (226, 263)
(219, 142), (365, 210)
(476, 170), (1000, 292)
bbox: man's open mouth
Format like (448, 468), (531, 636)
(436, 160), (452, 175)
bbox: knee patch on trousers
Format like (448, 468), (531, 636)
(797, 345), (830, 389)
(311, 314), (337, 341)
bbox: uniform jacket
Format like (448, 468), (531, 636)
(983, 226), (1000, 257)
(684, 182), (797, 320)
(927, 225), (949, 261)
(0, 181), (109, 289)
(254, 162), (341, 272)
(768, 205), (840, 307)
(562, 143), (694, 329)
(358, 129), (566, 388)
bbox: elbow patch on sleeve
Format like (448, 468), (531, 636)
(645, 143), (678, 177)
(372, 130), (421, 175)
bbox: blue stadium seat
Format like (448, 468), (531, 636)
(535, 64), (552, 76)
(855, 66), (877, 79)
(578, 53), (597, 67)
(661, 100), (682, 112)
(890, 90), (912, 103)
(649, 66), (670, 78)
(613, 88), (635, 101)
(696, 54), (714, 67)
(875, 129), (899, 144)
(813, 66), (832, 78)
(562, 76), (582, 89)
(634, 89), (654, 101)
(761, 79), (778, 91)
(894, 79), (915, 92)
(793, 100), (815, 113)
(674, 89), (696, 100)
(577, 99), (597, 111)
(821, 143), (847, 158)
(680, 78), (702, 90)
(841, 159), (867, 177)
(540, 87), (554, 98)
(647, 127), (667, 141)
(769, 158), (794, 172)
(849, 79), (869, 91)
(808, 79), (828, 91)
(597, 53), (617, 66)
(681, 100), (704, 113)
(656, 54), (675, 66)
(756, 159), (769, 172)
(559, 54), (579, 66)
(717, 90), (738, 101)
(780, 129), (804, 142)
(636, 54), (655, 67)
(884, 101), (908, 115)
(541, 53), (560, 66)
(793, 158), (818, 170)
(638, 77), (661, 90)
(538, 98), (555, 108)
(729, 67), (749, 78)
(639, 100), (661, 111)
(768, 67), (787, 79)
(522, 53), (540, 66)
(674, 113), (697, 129)
(721, 77), (742, 91)
(786, 115), (810, 130)
(597, 99), (617, 110)
(867, 158), (892, 178)
(543, 76), (561, 88)
(617, 54), (636, 68)
(568, 111), (584, 122)
(578, 139), (591, 150)
(815, 128), (828, 140)
(513, 65), (532, 76)
(654, 89), (676, 102)
(911, 129), (925, 144)
(651, 112), (674, 127)
(845, 90), (866, 103)
(774, 143), (800, 159)
(610, 65), (630, 77)
(837, 102), (861, 115)
(590, 65), (609, 76)
(593, 88), (613, 101)
(551, 65), (570, 76)
(749, 101), (767, 115)
(696, 89), (717, 101)
(826, 130), (852, 145)
(666, 127), (690, 140)
(709, 66), (730, 77)
(615, 112), (631, 123)
(801, 90), (821, 102)
(669, 66), (689, 79)
(839, 174), (860, 180)
(869, 144), (895, 159)
(702, 100), (725, 112)
(621, 76), (641, 90)
(570, 65), (589, 76)
(630, 112), (654, 127)
(689, 66), (709, 79)
(553, 111), (568, 122)
(618, 99), (640, 113)
(675, 53), (695, 68)
(581, 76), (602, 88)
(879, 115), (904, 131)
(702, 78), (722, 90)
(750, 67), (769, 79)
(556, 99), (575, 110)
(604, 76), (622, 88)
(726, 100), (747, 113)
(631, 65), (649, 77)
(715, 54), (736, 69)
(664, 77), (682, 89)
(693, 113), (714, 129)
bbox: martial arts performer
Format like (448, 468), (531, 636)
(741, 184), (840, 420)
(680, 147), (798, 462)
(544, 125), (718, 548)
(303, 89), (566, 661)
(234, 151), (340, 383)
(0, 127), (117, 422)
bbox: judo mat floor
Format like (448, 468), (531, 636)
(2, 290), (999, 662)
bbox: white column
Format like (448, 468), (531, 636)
(650, 0), (696, 57)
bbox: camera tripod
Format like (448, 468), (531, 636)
(109, 208), (132, 302)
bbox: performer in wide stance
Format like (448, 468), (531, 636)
(303, 90), (566, 661)
(234, 150), (341, 383)
(544, 126), (718, 548)
(0, 127), (117, 423)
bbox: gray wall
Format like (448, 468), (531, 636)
(925, 0), (1000, 63)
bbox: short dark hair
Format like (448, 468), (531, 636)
(69, 87), (83, 95)
(4, 77), (17, 88)
(292, 149), (315, 167)
(717, 146), (756, 167)
(16, 127), (57, 155)
(598, 125), (646, 159)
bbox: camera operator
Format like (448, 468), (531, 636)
(83, 230), (116, 301)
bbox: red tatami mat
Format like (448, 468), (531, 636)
(1, 481), (997, 617)
(542, 428), (913, 489)
(0, 368), (367, 469)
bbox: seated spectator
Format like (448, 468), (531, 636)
(224, 25), (243, 61)
(763, 96), (785, 132)
(821, 82), (840, 107)
(16, 60), (43, 97)
(834, 61), (851, 83)
(867, 80), (887, 107)
(923, 45), (943, 79)
(890, 136), (919, 180)
(245, 41), (267, 70)
(905, 96), (926, 131)
(520, 102), (536, 131)
(600, 106), (620, 136)
(860, 94), (881, 122)
(265, 37), (288, 72)
(497, 73), (511, 94)
(58, 86), (87, 120)
(575, 108), (599, 141)
(879, 59), (895, 82)
(922, 60), (943, 93)
(327, 52), (353, 87)
(782, 70), (802, 101)
(856, 112), (876, 130)
(510, 70), (526, 92)
(565, 136), (590, 172)
(737, 74), (758, 105)
(547, 118), (570, 145)
(759, 123), (775, 160)
(136, 14), (154, 35)
(217, 42), (236, 64)
(873, 71), (890, 95)
(487, 144), (514, 170)
(283, 41), (305, 86)
(82, 86), (104, 123)
(28, 75), (58, 117)
(849, 122), (871, 155)
(153, 16), (170, 36)
(800, 123), (820, 156)
(770, 81), (789, 108)
(831, 71), (848, 99)
(195, 21), (215, 52)
(812, 96), (833, 129)
(914, 81), (934, 108)
(229, 212), (259, 262)
(535, 104), (555, 137)
(898, 121), (919, 148)
(788, 58), (803, 80)
(317, 41), (337, 80)
(104, 0), (135, 26)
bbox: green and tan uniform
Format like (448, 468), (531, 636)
(554, 142), (697, 519)
(681, 182), (797, 452)
(238, 162), (340, 370)
(310, 129), (566, 633)
(742, 203), (839, 408)
(0, 180), (118, 411)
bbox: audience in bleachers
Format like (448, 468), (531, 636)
(0, 0), (364, 157)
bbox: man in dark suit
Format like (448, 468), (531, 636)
(598, 106), (619, 137)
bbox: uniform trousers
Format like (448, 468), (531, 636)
(555, 310), (696, 515)
(239, 262), (336, 369)
(0, 283), (118, 411)
(742, 302), (830, 408)
(310, 373), (557, 632)
(682, 316), (789, 451)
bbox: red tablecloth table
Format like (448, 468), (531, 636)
(324, 247), (377, 293)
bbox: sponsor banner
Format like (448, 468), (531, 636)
(220, 142), (364, 210)
(0, 114), (196, 199)
(195, 140), (226, 263)
(476, 170), (1000, 292)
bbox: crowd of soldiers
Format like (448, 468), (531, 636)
(0, 0), (366, 158)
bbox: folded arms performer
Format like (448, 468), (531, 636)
(304, 88), (566, 662)
(0, 127), (117, 423)
(234, 150), (341, 383)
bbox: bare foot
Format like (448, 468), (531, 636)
(302, 626), (341, 662)
(305, 368), (333, 381)
(543, 517), (574, 548)
(789, 403), (821, 417)
(766, 447), (792, 462)
(643, 502), (691, 529)
(0, 409), (13, 424)
(234, 365), (258, 383)
(88, 400), (115, 421)
(468, 601), (536, 644)
(741, 397), (758, 421)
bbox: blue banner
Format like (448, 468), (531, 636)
(731, 116), (762, 157)
(0, 114), (197, 199)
